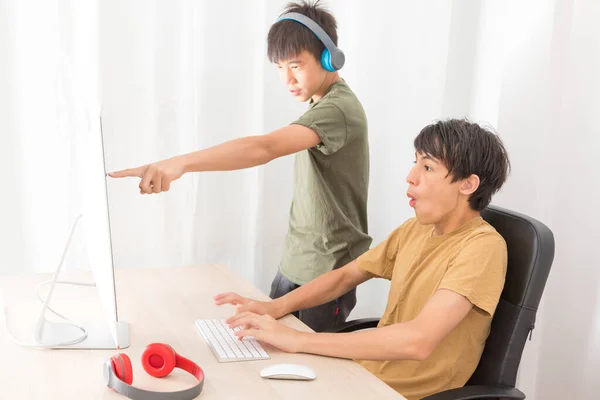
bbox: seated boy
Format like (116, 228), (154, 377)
(214, 118), (511, 399)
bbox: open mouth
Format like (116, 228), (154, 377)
(407, 192), (417, 207)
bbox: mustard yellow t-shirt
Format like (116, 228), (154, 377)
(356, 216), (507, 400)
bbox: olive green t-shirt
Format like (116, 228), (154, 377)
(356, 217), (507, 400)
(279, 80), (372, 285)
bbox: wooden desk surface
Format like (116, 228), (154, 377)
(0, 265), (403, 399)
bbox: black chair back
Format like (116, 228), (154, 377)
(467, 205), (555, 388)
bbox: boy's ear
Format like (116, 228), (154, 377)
(460, 174), (480, 196)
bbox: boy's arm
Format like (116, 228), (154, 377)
(229, 288), (473, 360)
(217, 226), (406, 319)
(277, 261), (370, 315)
(215, 260), (370, 320)
(108, 124), (321, 193)
(181, 124), (321, 172)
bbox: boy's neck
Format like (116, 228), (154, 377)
(432, 207), (481, 237)
(311, 72), (341, 103)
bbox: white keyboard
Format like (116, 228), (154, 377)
(195, 319), (270, 362)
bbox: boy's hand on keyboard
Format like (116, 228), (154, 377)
(227, 312), (302, 353)
(214, 292), (284, 320)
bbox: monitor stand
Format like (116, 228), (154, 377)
(35, 320), (130, 349)
(33, 214), (130, 350)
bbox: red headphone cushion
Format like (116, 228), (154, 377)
(141, 343), (177, 378)
(111, 354), (133, 385)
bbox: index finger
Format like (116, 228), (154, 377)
(228, 313), (262, 330)
(214, 292), (241, 304)
(234, 328), (262, 341)
(226, 311), (259, 326)
(108, 167), (145, 178)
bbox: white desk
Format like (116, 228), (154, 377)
(0, 265), (403, 399)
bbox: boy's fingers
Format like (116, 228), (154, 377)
(214, 293), (242, 305)
(225, 312), (244, 325)
(227, 311), (257, 327)
(214, 292), (234, 300)
(233, 304), (255, 316)
(162, 176), (171, 192)
(236, 304), (248, 312)
(152, 177), (162, 193)
(229, 316), (252, 329)
(108, 167), (145, 178)
(235, 328), (261, 340)
(139, 170), (155, 194)
(226, 311), (250, 325)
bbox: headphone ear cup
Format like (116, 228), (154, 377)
(141, 343), (177, 378)
(321, 48), (335, 72)
(110, 354), (133, 385)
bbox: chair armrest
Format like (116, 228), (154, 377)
(421, 385), (525, 400)
(325, 318), (380, 333)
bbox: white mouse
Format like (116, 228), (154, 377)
(260, 364), (317, 381)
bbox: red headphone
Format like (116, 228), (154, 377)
(103, 343), (205, 399)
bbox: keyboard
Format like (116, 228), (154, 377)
(195, 319), (270, 362)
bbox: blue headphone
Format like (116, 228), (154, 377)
(276, 12), (345, 72)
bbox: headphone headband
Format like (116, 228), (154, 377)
(103, 343), (205, 400)
(277, 12), (345, 71)
(104, 360), (204, 400)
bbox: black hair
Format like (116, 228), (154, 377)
(267, 0), (338, 64)
(414, 119), (511, 211)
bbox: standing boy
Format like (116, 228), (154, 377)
(110, 1), (371, 332)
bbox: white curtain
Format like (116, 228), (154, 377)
(98, 0), (269, 287)
(470, 1), (600, 399)
(0, 0), (97, 276)
(1, 0), (599, 398)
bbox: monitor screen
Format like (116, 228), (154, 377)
(81, 116), (119, 348)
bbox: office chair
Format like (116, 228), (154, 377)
(332, 205), (555, 400)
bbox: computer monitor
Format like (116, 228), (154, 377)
(32, 115), (130, 349)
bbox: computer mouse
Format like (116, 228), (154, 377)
(260, 364), (317, 381)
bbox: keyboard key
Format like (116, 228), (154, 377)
(221, 322), (254, 358)
(244, 339), (262, 358)
(195, 319), (270, 362)
(196, 320), (228, 359)
(207, 320), (236, 358)
(215, 321), (244, 358)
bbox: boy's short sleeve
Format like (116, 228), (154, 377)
(356, 224), (406, 281)
(292, 101), (347, 155)
(439, 233), (508, 317)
